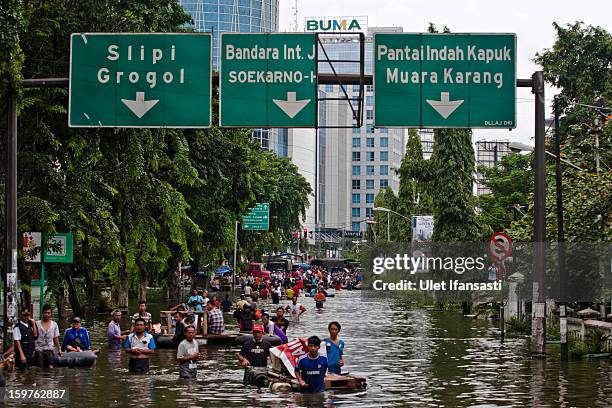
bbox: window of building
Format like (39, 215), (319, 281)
(366, 193), (374, 204)
(380, 165), (389, 175)
(380, 137), (389, 147)
(352, 180), (361, 190)
(352, 126), (361, 134)
(366, 95), (373, 105)
(366, 84), (373, 92)
(352, 165), (361, 176)
(352, 222), (360, 231)
(352, 207), (361, 218)
(352, 193), (361, 203)
(352, 152), (361, 161)
(366, 137), (375, 147)
(366, 110), (374, 120)
(366, 165), (375, 175)
(380, 151), (389, 161)
(325, 84), (334, 93)
(352, 137), (361, 148)
(367, 152), (375, 162)
(366, 179), (374, 189)
(352, 84), (360, 93)
(380, 179), (389, 188)
(365, 207), (373, 218)
(380, 127), (388, 134)
(366, 124), (374, 134)
(252, 128), (269, 149)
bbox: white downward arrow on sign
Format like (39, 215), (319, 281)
(273, 92), (310, 119)
(121, 92), (159, 118)
(426, 92), (464, 119)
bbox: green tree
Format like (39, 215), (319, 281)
(395, 129), (435, 241)
(430, 129), (480, 241)
(510, 22), (611, 242)
(477, 152), (533, 234)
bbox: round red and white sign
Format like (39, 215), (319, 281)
(487, 232), (513, 261)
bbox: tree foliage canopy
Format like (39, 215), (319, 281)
(0, 0), (312, 311)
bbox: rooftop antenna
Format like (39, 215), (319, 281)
(292, 0), (299, 32)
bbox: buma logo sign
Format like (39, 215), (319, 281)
(305, 18), (361, 32)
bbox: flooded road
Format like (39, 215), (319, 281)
(5, 290), (612, 407)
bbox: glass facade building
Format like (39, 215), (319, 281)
(178, 0), (278, 67)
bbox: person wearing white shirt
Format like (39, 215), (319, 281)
(35, 305), (62, 368)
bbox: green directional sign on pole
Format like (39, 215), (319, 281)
(220, 33), (317, 127)
(44, 233), (74, 264)
(69, 33), (212, 128)
(374, 33), (516, 128)
(242, 203), (270, 230)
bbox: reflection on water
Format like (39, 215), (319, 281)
(4, 291), (611, 407)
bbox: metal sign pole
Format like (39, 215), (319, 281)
(232, 220), (238, 292)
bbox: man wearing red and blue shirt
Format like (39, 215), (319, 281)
(296, 336), (328, 393)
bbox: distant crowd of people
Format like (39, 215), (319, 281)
(1, 264), (361, 393)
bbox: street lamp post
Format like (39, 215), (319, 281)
(373, 207), (411, 242)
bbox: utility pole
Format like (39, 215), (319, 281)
(554, 96), (568, 361)
(531, 71), (547, 357)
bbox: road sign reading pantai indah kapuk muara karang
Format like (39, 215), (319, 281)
(374, 33), (516, 128)
(69, 33), (212, 128)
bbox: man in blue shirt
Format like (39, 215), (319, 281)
(187, 289), (205, 312)
(295, 336), (328, 393)
(61, 317), (91, 352)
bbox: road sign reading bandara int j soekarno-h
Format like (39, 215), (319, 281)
(69, 33), (212, 128)
(374, 33), (516, 128)
(220, 33), (318, 128)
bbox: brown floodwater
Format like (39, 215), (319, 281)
(4, 289), (611, 407)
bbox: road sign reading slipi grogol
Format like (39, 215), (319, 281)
(69, 33), (212, 128)
(220, 33), (318, 127)
(242, 203), (270, 231)
(374, 33), (516, 128)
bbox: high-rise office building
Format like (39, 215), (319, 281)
(475, 140), (510, 195)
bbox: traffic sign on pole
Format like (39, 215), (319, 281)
(487, 231), (513, 261)
(69, 33), (212, 128)
(374, 33), (516, 128)
(219, 33), (318, 127)
(242, 203), (270, 230)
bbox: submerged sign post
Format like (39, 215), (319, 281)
(69, 33), (212, 128)
(374, 33), (516, 128)
(220, 33), (318, 127)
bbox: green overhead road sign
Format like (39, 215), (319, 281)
(242, 203), (270, 230)
(374, 33), (516, 128)
(69, 33), (212, 128)
(220, 33), (318, 127)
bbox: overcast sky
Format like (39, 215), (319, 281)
(279, 0), (611, 145)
